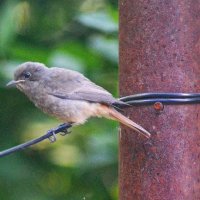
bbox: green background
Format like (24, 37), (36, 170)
(0, 0), (119, 199)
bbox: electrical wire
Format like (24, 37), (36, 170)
(1, 92), (200, 158)
(0, 123), (72, 158)
(119, 93), (200, 105)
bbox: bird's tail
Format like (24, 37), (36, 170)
(107, 107), (151, 138)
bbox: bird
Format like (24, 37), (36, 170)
(7, 62), (150, 138)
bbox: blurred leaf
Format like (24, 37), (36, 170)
(77, 11), (118, 33)
(80, 0), (106, 12)
(49, 51), (85, 72)
(15, 1), (30, 33)
(0, 60), (19, 81)
(80, 132), (118, 168)
(10, 42), (51, 62)
(89, 35), (118, 63)
(49, 145), (81, 167)
(0, 1), (18, 52)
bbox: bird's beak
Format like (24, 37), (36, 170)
(6, 80), (25, 87)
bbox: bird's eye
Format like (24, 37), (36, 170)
(23, 72), (31, 79)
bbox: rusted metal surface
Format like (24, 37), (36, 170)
(119, 0), (200, 199)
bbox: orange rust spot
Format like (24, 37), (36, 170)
(153, 102), (164, 111)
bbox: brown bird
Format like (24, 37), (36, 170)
(7, 62), (150, 138)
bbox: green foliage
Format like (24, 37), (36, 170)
(0, 0), (119, 199)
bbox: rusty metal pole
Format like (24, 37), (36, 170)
(119, 1), (200, 199)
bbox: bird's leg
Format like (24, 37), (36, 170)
(47, 123), (72, 142)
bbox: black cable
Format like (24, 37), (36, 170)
(0, 123), (72, 158)
(119, 93), (200, 105)
(1, 92), (200, 158)
(120, 97), (200, 105)
(120, 92), (200, 100)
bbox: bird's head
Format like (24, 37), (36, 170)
(7, 62), (48, 92)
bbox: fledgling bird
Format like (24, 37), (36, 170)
(7, 62), (150, 138)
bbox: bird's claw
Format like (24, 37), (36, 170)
(57, 123), (72, 136)
(48, 131), (57, 143)
(60, 129), (71, 136)
(47, 123), (72, 142)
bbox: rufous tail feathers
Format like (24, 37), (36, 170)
(108, 107), (151, 138)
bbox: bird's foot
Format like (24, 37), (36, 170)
(48, 131), (57, 143)
(47, 123), (72, 142)
(60, 131), (71, 136)
(58, 123), (72, 136)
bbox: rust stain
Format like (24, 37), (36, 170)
(119, 0), (200, 199)
(153, 102), (164, 112)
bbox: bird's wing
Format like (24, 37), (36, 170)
(44, 67), (122, 106)
(49, 86), (117, 105)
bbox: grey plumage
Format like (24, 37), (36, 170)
(8, 62), (151, 138)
